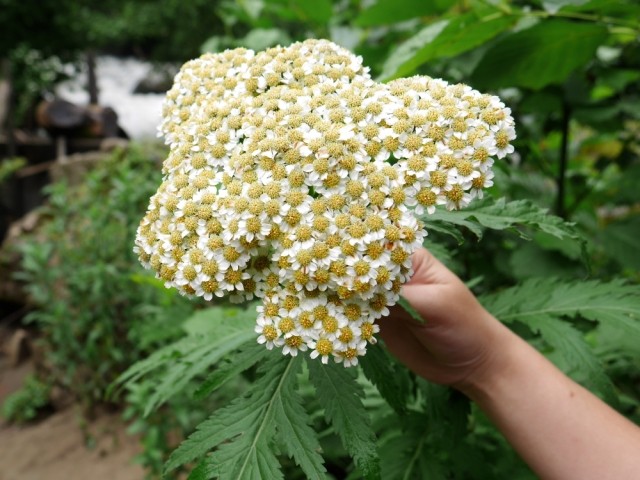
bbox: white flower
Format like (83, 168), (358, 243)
(135, 38), (515, 367)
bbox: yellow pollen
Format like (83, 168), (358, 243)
(353, 260), (370, 276)
(344, 303), (361, 321)
(361, 322), (375, 340)
(315, 338), (333, 355)
(299, 312), (314, 329)
(262, 325), (278, 341)
(322, 316), (338, 333)
(279, 317), (295, 333)
(446, 184), (464, 203)
(225, 269), (242, 284)
(417, 188), (437, 206)
(282, 295), (299, 310)
(338, 327), (354, 343)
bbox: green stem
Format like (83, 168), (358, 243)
(525, 9), (639, 30)
(556, 102), (571, 219)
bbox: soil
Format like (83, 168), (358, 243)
(0, 328), (145, 480)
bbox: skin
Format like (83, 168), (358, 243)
(379, 248), (640, 480)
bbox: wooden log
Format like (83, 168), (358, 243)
(35, 100), (121, 139)
(36, 99), (86, 130)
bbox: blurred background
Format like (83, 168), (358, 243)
(0, 0), (638, 479)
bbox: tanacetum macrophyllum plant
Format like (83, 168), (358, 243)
(134, 39), (515, 366)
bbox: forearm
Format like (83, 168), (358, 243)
(460, 329), (640, 480)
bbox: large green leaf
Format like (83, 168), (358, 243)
(472, 19), (608, 90)
(355, 0), (450, 27)
(116, 306), (257, 416)
(194, 341), (269, 400)
(481, 278), (640, 402)
(423, 198), (583, 244)
(379, 13), (515, 81)
(166, 354), (326, 479)
(307, 360), (381, 479)
(359, 343), (410, 414)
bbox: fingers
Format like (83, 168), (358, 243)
(405, 247), (462, 288)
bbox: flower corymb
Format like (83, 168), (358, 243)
(134, 39), (515, 366)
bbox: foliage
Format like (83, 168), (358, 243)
(0, 157), (26, 185)
(11, 0), (640, 478)
(114, 0), (640, 477)
(15, 145), (197, 409)
(1, 374), (51, 423)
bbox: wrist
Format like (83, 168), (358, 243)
(453, 320), (528, 401)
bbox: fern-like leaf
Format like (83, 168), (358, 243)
(273, 363), (328, 480)
(481, 278), (640, 402)
(166, 353), (326, 480)
(423, 198), (583, 243)
(116, 305), (257, 415)
(194, 341), (269, 400)
(359, 343), (410, 414)
(307, 359), (381, 479)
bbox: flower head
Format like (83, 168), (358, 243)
(135, 39), (516, 366)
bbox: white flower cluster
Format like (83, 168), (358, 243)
(134, 39), (515, 366)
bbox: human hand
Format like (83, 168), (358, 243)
(378, 248), (514, 389)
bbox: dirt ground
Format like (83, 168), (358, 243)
(0, 329), (145, 480)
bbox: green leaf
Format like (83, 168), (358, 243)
(397, 295), (426, 324)
(524, 315), (617, 403)
(182, 304), (257, 335)
(355, 0), (448, 27)
(307, 360), (381, 479)
(116, 306), (256, 415)
(299, 0), (333, 23)
(236, 28), (291, 51)
(379, 13), (515, 81)
(273, 363), (328, 480)
(598, 216), (640, 271)
(472, 19), (608, 90)
(542, 0), (590, 14)
(483, 278), (640, 331)
(194, 341), (269, 400)
(168, 354), (325, 479)
(481, 278), (640, 401)
(422, 220), (466, 244)
(359, 343), (409, 414)
(509, 242), (584, 280)
(378, 19), (449, 81)
(378, 412), (443, 480)
(423, 198), (583, 243)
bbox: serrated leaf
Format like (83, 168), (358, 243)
(472, 19), (608, 90)
(167, 354), (319, 479)
(424, 198), (583, 245)
(359, 343), (409, 414)
(483, 278), (640, 330)
(378, 412), (435, 480)
(379, 13), (514, 81)
(397, 295), (425, 324)
(422, 220), (466, 244)
(481, 278), (640, 402)
(355, 0), (447, 27)
(273, 364), (328, 480)
(524, 315), (617, 403)
(307, 360), (381, 479)
(116, 306), (257, 415)
(194, 341), (269, 400)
